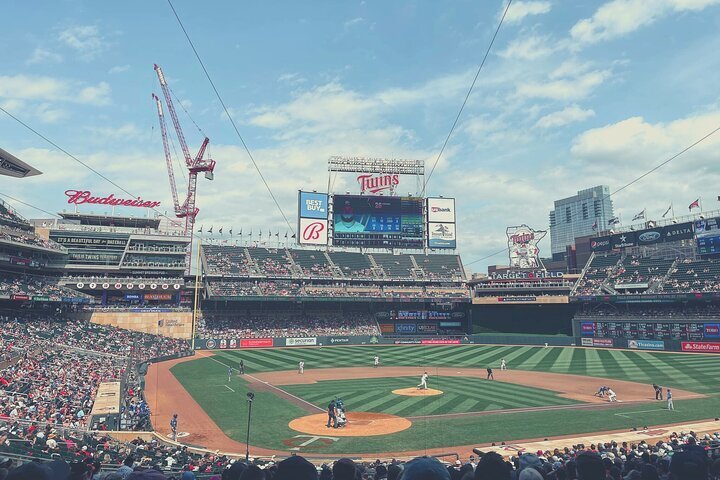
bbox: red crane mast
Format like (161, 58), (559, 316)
(152, 64), (216, 272)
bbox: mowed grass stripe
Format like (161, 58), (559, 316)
(583, 348), (609, 377)
(620, 351), (696, 390)
(641, 353), (719, 392)
(516, 346), (559, 369)
(548, 346), (576, 373)
(439, 378), (568, 408)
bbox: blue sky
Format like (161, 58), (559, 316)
(1, 0), (720, 272)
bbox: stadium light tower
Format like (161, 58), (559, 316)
(152, 64), (216, 272)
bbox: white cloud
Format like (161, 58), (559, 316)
(0, 75), (111, 106)
(58, 25), (107, 60)
(516, 69), (611, 100)
(504, 1), (552, 24)
(570, 0), (720, 44)
(498, 34), (559, 60)
(343, 17), (365, 29)
(277, 73), (306, 85)
(26, 48), (62, 65)
(108, 65), (130, 74)
(535, 105), (595, 128)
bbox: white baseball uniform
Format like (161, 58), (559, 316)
(374, 356), (379, 367)
(418, 373), (428, 390)
(500, 359), (507, 371)
(298, 361), (304, 374)
(607, 388), (617, 402)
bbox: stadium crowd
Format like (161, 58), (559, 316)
(198, 311), (380, 339)
(0, 312), (191, 434)
(0, 426), (717, 479)
(0, 273), (90, 302)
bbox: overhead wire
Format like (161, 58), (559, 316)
(0, 106), (181, 226)
(166, 0), (296, 235)
(421, 0), (513, 197)
(462, 124), (720, 268)
(0, 191), (60, 218)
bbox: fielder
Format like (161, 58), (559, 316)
(500, 359), (507, 371)
(373, 355), (380, 368)
(170, 413), (178, 441)
(667, 389), (674, 410)
(298, 361), (305, 374)
(417, 372), (429, 390)
(227, 367), (233, 383)
(607, 388), (618, 402)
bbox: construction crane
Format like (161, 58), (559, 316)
(152, 63), (216, 272)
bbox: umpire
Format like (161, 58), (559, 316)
(326, 399), (337, 428)
(653, 383), (663, 400)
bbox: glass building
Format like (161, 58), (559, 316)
(549, 186), (614, 260)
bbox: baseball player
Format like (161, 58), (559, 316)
(298, 361), (305, 374)
(227, 367), (233, 382)
(500, 359), (507, 371)
(594, 386), (608, 397)
(667, 389), (674, 410)
(486, 367), (494, 380)
(417, 372), (429, 390)
(239, 359), (245, 375)
(373, 355), (380, 368)
(170, 413), (178, 441)
(326, 399), (337, 428)
(607, 388), (618, 402)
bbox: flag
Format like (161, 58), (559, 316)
(248, 229), (252, 237)
(268, 229), (271, 237)
(662, 205), (672, 218)
(591, 220), (597, 231)
(284, 231), (288, 238)
(689, 199), (700, 210)
(219, 227), (223, 235)
(632, 209), (645, 221)
(275, 231), (279, 237)
(259, 230), (262, 237)
(198, 225), (203, 233)
(291, 233), (296, 239)
(229, 228), (233, 235)
(208, 226), (213, 234)
(608, 217), (620, 225)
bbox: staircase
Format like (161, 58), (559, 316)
(367, 254), (385, 278)
(243, 247), (261, 276)
(284, 248), (304, 276)
(324, 251), (345, 278)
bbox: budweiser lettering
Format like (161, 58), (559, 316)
(65, 190), (161, 209)
(357, 174), (399, 194)
(511, 232), (534, 244)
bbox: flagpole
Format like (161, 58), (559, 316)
(671, 203), (675, 220)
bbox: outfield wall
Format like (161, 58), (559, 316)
(74, 310), (193, 339)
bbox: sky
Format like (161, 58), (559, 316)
(1, 0), (720, 273)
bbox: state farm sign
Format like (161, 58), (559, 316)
(299, 218), (327, 246)
(357, 174), (399, 194)
(65, 190), (161, 209)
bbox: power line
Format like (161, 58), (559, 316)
(421, 0), (513, 196)
(0, 106), (180, 226)
(462, 124), (720, 268)
(166, 0), (295, 235)
(0, 191), (59, 218)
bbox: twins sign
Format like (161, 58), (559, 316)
(507, 224), (546, 269)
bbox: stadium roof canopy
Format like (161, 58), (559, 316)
(0, 148), (42, 178)
(59, 212), (161, 229)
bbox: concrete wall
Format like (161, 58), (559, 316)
(89, 311), (193, 339)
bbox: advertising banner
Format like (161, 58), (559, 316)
(220, 339), (227, 349)
(229, 339), (237, 348)
(298, 218), (328, 246)
(611, 232), (637, 249)
(506, 225), (546, 268)
(31, 296), (50, 302)
(298, 191), (329, 219)
(394, 339), (422, 344)
(328, 337), (350, 344)
(240, 338), (273, 348)
(592, 338), (613, 347)
(427, 198), (456, 223)
(590, 237), (612, 252)
(498, 296), (537, 302)
(428, 222), (456, 249)
(627, 339), (665, 350)
(395, 323), (417, 334)
(145, 293), (173, 301)
(421, 339), (461, 345)
(662, 222), (694, 241)
(124, 293), (142, 301)
(379, 324), (395, 333)
(681, 341), (720, 353)
(417, 323), (438, 333)
(581, 338), (594, 346)
(704, 324), (720, 338)
(285, 337), (318, 346)
(11, 294), (29, 301)
(637, 229), (663, 245)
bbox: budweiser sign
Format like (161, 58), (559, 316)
(357, 174), (399, 194)
(65, 190), (161, 209)
(506, 224), (547, 269)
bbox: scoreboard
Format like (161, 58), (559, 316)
(697, 232), (720, 255)
(332, 195), (424, 248)
(582, 321), (717, 340)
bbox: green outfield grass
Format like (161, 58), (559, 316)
(281, 376), (579, 416)
(170, 345), (720, 454)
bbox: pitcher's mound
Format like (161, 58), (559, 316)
(392, 387), (444, 397)
(289, 412), (411, 437)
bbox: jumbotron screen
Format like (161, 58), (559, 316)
(332, 195), (424, 248)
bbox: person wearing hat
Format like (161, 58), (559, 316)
(332, 458), (357, 480)
(398, 456), (450, 480)
(275, 455), (317, 480)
